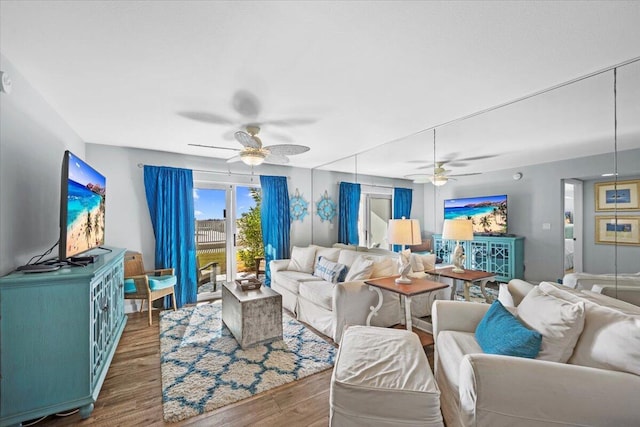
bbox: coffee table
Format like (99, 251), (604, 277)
(364, 276), (449, 334)
(425, 266), (496, 303)
(221, 281), (282, 349)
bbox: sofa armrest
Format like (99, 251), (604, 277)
(458, 353), (640, 426)
(432, 300), (490, 341)
(269, 259), (290, 274)
(332, 281), (378, 343)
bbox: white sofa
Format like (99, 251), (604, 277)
(563, 271), (640, 290)
(432, 280), (640, 427)
(270, 244), (442, 342)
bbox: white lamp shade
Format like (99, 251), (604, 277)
(387, 218), (422, 245)
(442, 219), (474, 241)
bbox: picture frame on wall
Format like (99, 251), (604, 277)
(595, 216), (640, 245)
(594, 179), (640, 211)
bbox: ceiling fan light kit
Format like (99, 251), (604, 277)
(240, 149), (267, 166)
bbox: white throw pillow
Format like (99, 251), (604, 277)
(419, 253), (436, 271)
(517, 285), (585, 363)
(344, 256), (375, 282)
(288, 246), (317, 273)
(538, 282), (640, 376)
(410, 253), (424, 272)
(371, 257), (396, 278)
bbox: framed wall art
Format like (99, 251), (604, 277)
(595, 216), (640, 245)
(594, 179), (640, 211)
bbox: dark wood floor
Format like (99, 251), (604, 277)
(33, 306), (434, 427)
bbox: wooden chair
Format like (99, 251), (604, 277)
(124, 251), (177, 325)
(197, 256), (218, 291)
(254, 256), (265, 279)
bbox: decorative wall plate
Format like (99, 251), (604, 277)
(316, 190), (336, 223)
(290, 188), (309, 222)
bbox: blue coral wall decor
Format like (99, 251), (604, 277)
(290, 188), (309, 222)
(316, 190), (337, 223)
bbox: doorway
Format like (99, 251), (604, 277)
(358, 187), (392, 248)
(563, 179), (583, 273)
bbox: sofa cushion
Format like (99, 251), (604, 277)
(337, 249), (363, 268)
(299, 280), (335, 311)
(539, 282), (640, 376)
(436, 331), (483, 389)
(517, 285), (585, 363)
(410, 253), (425, 272)
(475, 301), (542, 359)
(288, 246), (317, 273)
(272, 270), (317, 294)
(313, 256), (348, 283)
(313, 246), (341, 265)
(344, 255), (374, 282)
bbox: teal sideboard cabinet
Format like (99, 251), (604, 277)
(0, 248), (126, 426)
(433, 235), (524, 282)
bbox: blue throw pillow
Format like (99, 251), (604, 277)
(313, 256), (348, 283)
(475, 300), (542, 358)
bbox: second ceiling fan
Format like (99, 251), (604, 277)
(189, 125), (310, 166)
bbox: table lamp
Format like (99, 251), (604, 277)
(442, 219), (474, 273)
(387, 217), (421, 284)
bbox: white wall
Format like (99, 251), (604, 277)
(0, 54), (84, 275)
(428, 148), (640, 283)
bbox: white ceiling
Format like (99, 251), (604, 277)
(1, 1), (640, 178)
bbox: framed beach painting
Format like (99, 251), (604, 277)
(594, 179), (640, 211)
(595, 216), (640, 245)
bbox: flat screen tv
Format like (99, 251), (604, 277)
(444, 194), (507, 234)
(59, 150), (106, 260)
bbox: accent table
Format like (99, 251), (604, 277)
(364, 276), (449, 334)
(425, 266), (496, 303)
(221, 281), (282, 349)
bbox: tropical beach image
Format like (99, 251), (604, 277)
(64, 153), (106, 258)
(444, 195), (507, 234)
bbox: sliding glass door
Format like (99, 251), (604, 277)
(193, 184), (263, 297)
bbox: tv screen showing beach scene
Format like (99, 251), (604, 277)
(60, 151), (106, 259)
(444, 195), (507, 234)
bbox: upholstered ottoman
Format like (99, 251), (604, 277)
(330, 326), (443, 427)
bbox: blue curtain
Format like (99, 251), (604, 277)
(143, 166), (197, 308)
(260, 175), (290, 287)
(393, 187), (413, 252)
(338, 182), (361, 245)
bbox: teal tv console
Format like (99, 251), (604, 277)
(0, 248), (126, 426)
(433, 235), (524, 282)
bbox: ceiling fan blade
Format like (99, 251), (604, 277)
(261, 118), (317, 127)
(234, 131), (261, 149)
(178, 111), (234, 125)
(449, 172), (482, 177)
(264, 153), (290, 164)
(404, 174), (432, 183)
(226, 154), (242, 163)
(264, 144), (310, 156)
(188, 143), (240, 151)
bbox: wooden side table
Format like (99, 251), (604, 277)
(364, 276), (448, 334)
(425, 266), (496, 302)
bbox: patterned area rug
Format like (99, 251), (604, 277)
(454, 283), (499, 303)
(159, 301), (336, 422)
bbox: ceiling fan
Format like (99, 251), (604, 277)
(188, 125), (310, 166)
(405, 161), (482, 186)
